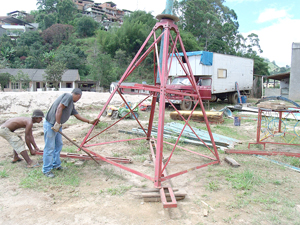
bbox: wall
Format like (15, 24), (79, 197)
(289, 43), (300, 100)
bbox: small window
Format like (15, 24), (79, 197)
(181, 56), (187, 63)
(11, 82), (19, 89)
(217, 69), (227, 78)
(66, 83), (72, 88)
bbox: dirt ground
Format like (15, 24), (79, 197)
(1, 91), (300, 225)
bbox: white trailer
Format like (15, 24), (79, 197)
(168, 51), (254, 104)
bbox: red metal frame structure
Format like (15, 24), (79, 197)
(226, 108), (300, 157)
(78, 15), (220, 208)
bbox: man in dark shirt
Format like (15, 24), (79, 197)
(43, 88), (98, 178)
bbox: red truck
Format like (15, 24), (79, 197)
(164, 76), (212, 110)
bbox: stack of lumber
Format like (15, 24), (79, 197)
(170, 110), (224, 123)
(257, 101), (287, 110)
(130, 188), (187, 202)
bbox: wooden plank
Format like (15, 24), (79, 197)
(224, 157), (240, 167)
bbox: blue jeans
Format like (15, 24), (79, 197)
(42, 120), (63, 173)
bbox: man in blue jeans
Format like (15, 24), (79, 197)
(43, 88), (99, 178)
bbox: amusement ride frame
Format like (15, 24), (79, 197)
(77, 14), (220, 208)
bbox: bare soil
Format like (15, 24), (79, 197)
(1, 92), (300, 225)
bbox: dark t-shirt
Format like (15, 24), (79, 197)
(45, 93), (78, 124)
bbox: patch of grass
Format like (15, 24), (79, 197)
(130, 143), (148, 155)
(282, 156), (300, 167)
(63, 146), (78, 153)
(133, 155), (147, 163)
(100, 168), (125, 180)
(205, 180), (220, 191)
(106, 185), (132, 196)
(19, 162), (81, 189)
(226, 169), (263, 190)
(0, 169), (9, 178)
(96, 121), (108, 129)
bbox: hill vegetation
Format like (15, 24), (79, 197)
(0, 0), (271, 89)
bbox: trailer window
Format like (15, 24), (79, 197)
(217, 69), (227, 78)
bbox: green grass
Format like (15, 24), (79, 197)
(100, 167), (125, 180)
(106, 185), (132, 196)
(226, 169), (264, 190)
(205, 180), (220, 191)
(62, 146), (78, 153)
(0, 169), (9, 178)
(19, 161), (81, 190)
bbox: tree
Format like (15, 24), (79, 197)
(75, 16), (99, 37)
(10, 70), (31, 90)
(0, 72), (11, 91)
(42, 24), (74, 49)
(17, 31), (43, 47)
(57, 0), (77, 24)
(175, 0), (239, 54)
(43, 61), (66, 90)
(55, 44), (87, 74)
(37, 0), (59, 13)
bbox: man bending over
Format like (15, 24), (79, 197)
(0, 109), (44, 167)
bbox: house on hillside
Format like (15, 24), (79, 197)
(0, 16), (37, 39)
(0, 69), (80, 92)
(72, 1), (131, 29)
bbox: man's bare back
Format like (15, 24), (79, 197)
(1, 117), (33, 132)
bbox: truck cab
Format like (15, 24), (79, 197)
(165, 76), (212, 110)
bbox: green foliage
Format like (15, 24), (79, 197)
(55, 44), (87, 70)
(98, 11), (156, 57)
(226, 169), (263, 190)
(89, 51), (118, 88)
(0, 169), (9, 178)
(17, 31), (43, 47)
(57, 0), (77, 24)
(75, 16), (99, 37)
(37, 0), (59, 13)
(10, 70), (31, 90)
(0, 72), (11, 91)
(176, 0), (239, 53)
(106, 185), (132, 196)
(43, 61), (67, 89)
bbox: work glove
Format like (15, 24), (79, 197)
(52, 122), (62, 132)
(88, 118), (99, 125)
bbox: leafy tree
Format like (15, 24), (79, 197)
(0, 72), (11, 91)
(42, 24), (74, 49)
(98, 11), (156, 57)
(0, 46), (16, 62)
(34, 12), (57, 30)
(57, 0), (77, 24)
(37, 0), (59, 13)
(10, 70), (31, 90)
(175, 0), (239, 54)
(43, 61), (67, 90)
(75, 16), (99, 37)
(55, 44), (87, 73)
(17, 31), (43, 47)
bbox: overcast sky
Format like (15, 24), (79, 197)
(1, 0), (299, 67)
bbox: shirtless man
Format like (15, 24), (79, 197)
(0, 109), (44, 167)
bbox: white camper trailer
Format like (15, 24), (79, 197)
(168, 51), (254, 104)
